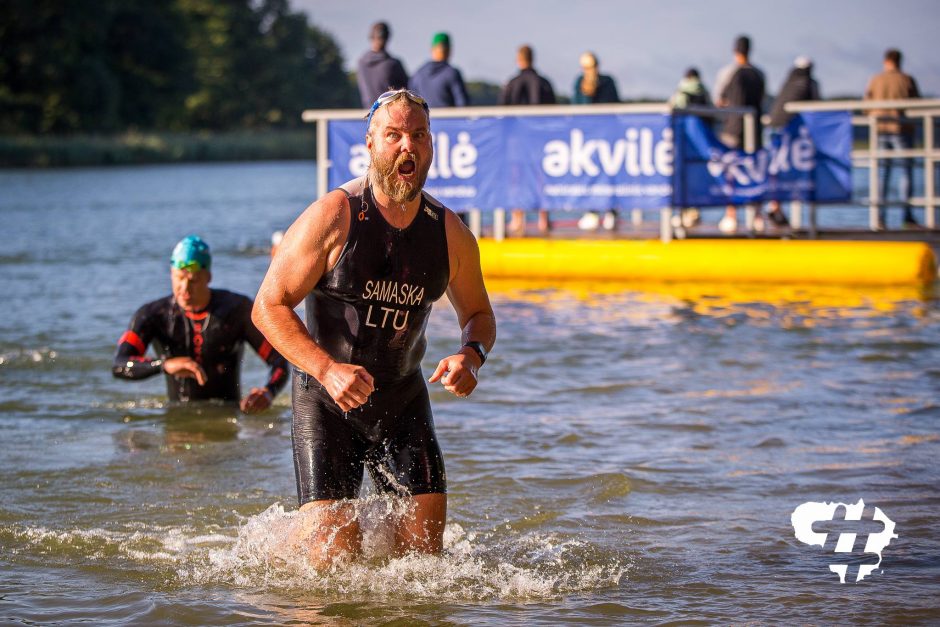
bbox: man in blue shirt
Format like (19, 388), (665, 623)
(409, 32), (469, 108)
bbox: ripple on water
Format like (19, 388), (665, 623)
(524, 472), (634, 504)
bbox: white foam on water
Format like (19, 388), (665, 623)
(4, 498), (629, 601)
(5, 522), (228, 566)
(0, 347), (58, 366)
(178, 500), (630, 601)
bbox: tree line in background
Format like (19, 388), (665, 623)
(0, 0), (359, 135)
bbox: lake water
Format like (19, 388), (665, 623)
(1, 161), (939, 625)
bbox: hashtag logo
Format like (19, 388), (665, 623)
(791, 499), (898, 583)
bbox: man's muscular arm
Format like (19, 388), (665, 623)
(252, 190), (375, 412)
(428, 210), (496, 398)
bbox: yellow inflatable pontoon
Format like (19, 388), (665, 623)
(478, 239), (937, 286)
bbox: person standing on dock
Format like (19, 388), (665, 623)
(356, 21), (409, 108)
(865, 48), (921, 229)
(715, 35), (776, 234)
(572, 51), (621, 232)
(112, 235), (288, 412)
(499, 44), (556, 236)
(765, 55), (821, 228)
(669, 67), (713, 231)
(252, 88), (496, 567)
(409, 32), (470, 108)
(409, 32), (471, 226)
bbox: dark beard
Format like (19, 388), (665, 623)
(369, 150), (429, 204)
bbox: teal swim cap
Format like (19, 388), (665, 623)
(170, 235), (211, 271)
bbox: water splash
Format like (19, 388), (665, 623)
(3, 498), (627, 602)
(181, 500), (629, 600)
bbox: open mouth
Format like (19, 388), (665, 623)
(397, 156), (416, 178)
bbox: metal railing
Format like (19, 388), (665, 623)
(302, 103), (757, 243)
(303, 99), (940, 241)
(785, 98), (940, 231)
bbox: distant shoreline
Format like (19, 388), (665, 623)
(0, 129), (317, 168)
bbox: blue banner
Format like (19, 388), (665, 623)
(672, 111), (852, 206)
(327, 111), (852, 210)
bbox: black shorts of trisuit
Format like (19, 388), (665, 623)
(291, 369), (446, 505)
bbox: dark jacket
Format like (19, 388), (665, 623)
(357, 50), (408, 108)
(409, 60), (469, 107)
(499, 68), (556, 105)
(572, 74), (619, 104)
(720, 64), (765, 148)
(769, 67), (820, 128)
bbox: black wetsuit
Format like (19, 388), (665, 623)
(113, 288), (288, 403)
(292, 176), (450, 504)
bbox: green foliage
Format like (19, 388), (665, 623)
(0, 128), (317, 167)
(0, 0), (356, 135)
(466, 81), (501, 106)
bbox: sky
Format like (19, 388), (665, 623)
(293, 0), (939, 101)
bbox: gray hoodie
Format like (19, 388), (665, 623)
(357, 50), (408, 108)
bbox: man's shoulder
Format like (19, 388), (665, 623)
(211, 288), (251, 306)
(421, 188), (447, 214)
(136, 295), (173, 315)
(209, 289), (254, 318)
(506, 71), (525, 86)
(717, 63), (736, 79)
(729, 64), (764, 88)
(412, 61), (435, 77)
(441, 62), (463, 81)
(735, 64), (762, 78)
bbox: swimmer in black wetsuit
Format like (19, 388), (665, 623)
(113, 235), (288, 413)
(252, 89), (496, 566)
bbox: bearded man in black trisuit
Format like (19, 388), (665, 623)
(252, 89), (496, 566)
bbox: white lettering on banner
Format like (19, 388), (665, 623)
(429, 132), (478, 179)
(424, 186), (478, 198)
(707, 126), (816, 186)
(543, 183), (672, 197)
(346, 132), (479, 181)
(542, 128), (674, 178)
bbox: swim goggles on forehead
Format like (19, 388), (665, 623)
(365, 89), (430, 125)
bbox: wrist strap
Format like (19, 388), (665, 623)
(463, 341), (487, 365)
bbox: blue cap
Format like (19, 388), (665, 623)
(170, 235), (211, 271)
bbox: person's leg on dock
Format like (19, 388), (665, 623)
(897, 134), (918, 226)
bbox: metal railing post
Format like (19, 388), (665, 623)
(493, 208), (506, 241)
(868, 117), (880, 230)
(468, 209), (482, 239)
(660, 208), (673, 242)
(316, 118), (329, 199)
(743, 113), (756, 153)
(743, 112), (757, 234)
(789, 200), (802, 230)
(925, 115), (936, 229)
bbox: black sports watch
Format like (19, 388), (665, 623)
(462, 341), (488, 365)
